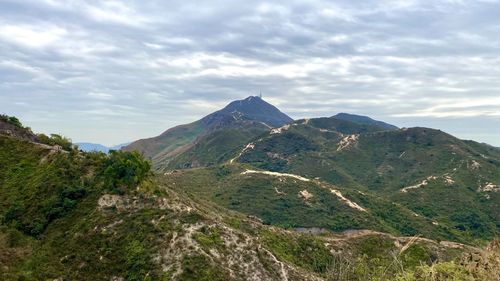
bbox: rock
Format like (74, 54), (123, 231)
(98, 194), (124, 209)
(298, 189), (313, 200)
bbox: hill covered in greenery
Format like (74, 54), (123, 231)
(119, 96), (499, 246)
(152, 114), (499, 245)
(1, 116), (499, 280)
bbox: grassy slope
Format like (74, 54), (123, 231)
(172, 118), (499, 244)
(160, 165), (471, 242)
(165, 126), (268, 169)
(124, 121), (206, 164)
(0, 133), (498, 280)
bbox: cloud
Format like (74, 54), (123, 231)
(88, 92), (115, 100)
(0, 0), (499, 146)
(0, 24), (66, 49)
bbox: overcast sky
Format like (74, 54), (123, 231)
(1, 0), (499, 146)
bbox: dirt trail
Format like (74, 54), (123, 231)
(240, 169), (367, 212)
(230, 142), (255, 163)
(241, 169), (311, 182)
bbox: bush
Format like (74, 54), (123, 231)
(180, 255), (226, 281)
(37, 133), (73, 151)
(102, 150), (151, 193)
(125, 240), (151, 281)
(0, 114), (23, 128)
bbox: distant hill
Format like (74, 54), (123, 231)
(123, 96), (293, 169)
(163, 115), (396, 170)
(110, 142), (131, 150)
(76, 142), (110, 153)
(76, 142), (131, 153)
(332, 113), (398, 130)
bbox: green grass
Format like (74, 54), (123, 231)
(259, 228), (335, 274)
(179, 255), (226, 281)
(193, 226), (224, 249)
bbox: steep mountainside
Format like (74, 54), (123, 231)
(123, 96), (292, 170)
(3, 117), (497, 280)
(122, 98), (498, 244)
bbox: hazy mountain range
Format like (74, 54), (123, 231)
(76, 142), (131, 153)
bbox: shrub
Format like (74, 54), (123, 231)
(0, 114), (23, 128)
(125, 240), (151, 281)
(37, 133), (73, 151)
(102, 150), (151, 193)
(180, 255), (226, 281)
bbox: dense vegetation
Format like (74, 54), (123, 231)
(0, 135), (150, 237)
(0, 122), (156, 280)
(102, 150), (151, 193)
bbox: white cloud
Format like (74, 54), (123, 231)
(88, 92), (115, 100)
(83, 1), (149, 27)
(0, 24), (66, 49)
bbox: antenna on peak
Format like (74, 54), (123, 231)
(259, 91), (262, 99)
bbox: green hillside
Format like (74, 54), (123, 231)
(240, 119), (499, 242)
(165, 127), (268, 169)
(162, 117), (499, 245)
(1, 116), (499, 280)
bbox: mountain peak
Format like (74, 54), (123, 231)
(218, 96), (293, 128)
(243, 95), (261, 101)
(123, 95), (293, 166)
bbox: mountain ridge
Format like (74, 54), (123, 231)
(123, 96), (293, 169)
(332, 112), (399, 131)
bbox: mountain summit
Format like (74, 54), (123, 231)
(215, 96), (293, 127)
(123, 96), (293, 168)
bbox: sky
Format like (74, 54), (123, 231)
(0, 0), (499, 146)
